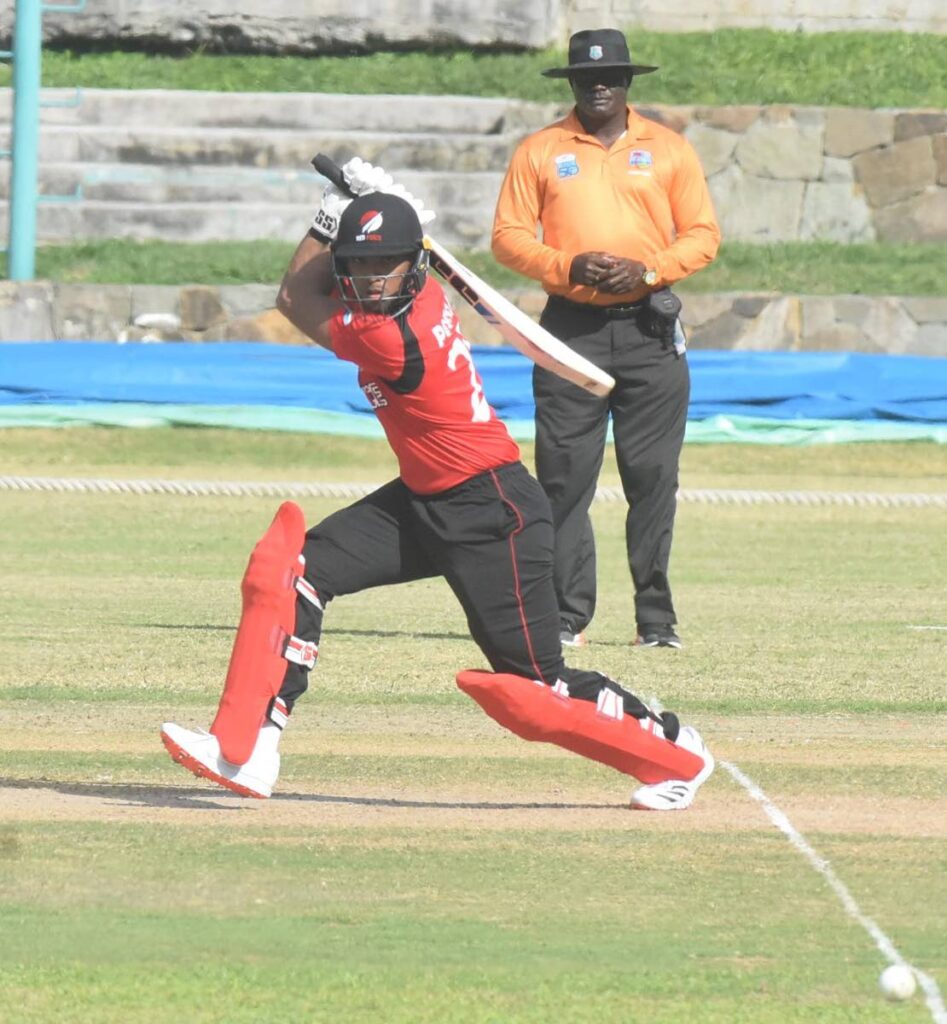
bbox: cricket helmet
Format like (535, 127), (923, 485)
(331, 192), (429, 316)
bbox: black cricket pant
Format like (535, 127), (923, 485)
(535, 297), (690, 633)
(278, 462), (649, 718)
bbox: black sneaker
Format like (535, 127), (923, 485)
(636, 624), (682, 649)
(560, 629), (588, 648)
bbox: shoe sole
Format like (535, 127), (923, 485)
(629, 781), (695, 811)
(160, 729), (269, 799)
(635, 638), (683, 649)
(629, 750), (715, 812)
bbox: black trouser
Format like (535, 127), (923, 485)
(534, 296), (690, 633)
(278, 461), (652, 719)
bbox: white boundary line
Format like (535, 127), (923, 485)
(1, 475), (945, 508)
(722, 760), (946, 1022)
(907, 626), (947, 631)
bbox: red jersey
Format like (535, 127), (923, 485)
(329, 277), (521, 494)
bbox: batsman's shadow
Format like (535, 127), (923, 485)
(271, 791), (617, 811)
(141, 624), (470, 642)
(0, 777), (616, 813)
(141, 623), (635, 649)
(0, 776), (245, 812)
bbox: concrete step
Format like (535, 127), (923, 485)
(0, 88), (554, 246)
(0, 88), (561, 135)
(0, 162), (503, 207)
(0, 165), (503, 247)
(0, 193), (499, 248)
(0, 124), (522, 172)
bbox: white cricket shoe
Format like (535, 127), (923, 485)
(629, 725), (715, 811)
(160, 721), (281, 799)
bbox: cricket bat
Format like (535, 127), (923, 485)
(310, 154), (615, 397)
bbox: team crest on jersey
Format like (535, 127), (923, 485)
(555, 153), (579, 179)
(589, 45), (603, 60)
(628, 149), (654, 174)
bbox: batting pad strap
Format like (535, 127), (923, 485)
(268, 697), (290, 730)
(551, 679), (570, 700)
(295, 575), (323, 610)
(283, 635), (318, 669)
(456, 670), (703, 785)
(596, 688), (624, 721)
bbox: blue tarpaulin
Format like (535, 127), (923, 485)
(1, 342), (944, 443)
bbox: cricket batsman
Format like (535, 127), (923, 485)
(160, 159), (714, 811)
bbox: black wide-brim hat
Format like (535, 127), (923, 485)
(333, 192), (424, 259)
(542, 28), (658, 78)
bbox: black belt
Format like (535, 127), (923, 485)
(546, 295), (646, 320)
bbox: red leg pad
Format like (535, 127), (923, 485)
(210, 502), (306, 765)
(456, 670), (703, 784)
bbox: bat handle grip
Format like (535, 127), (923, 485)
(310, 153), (356, 198)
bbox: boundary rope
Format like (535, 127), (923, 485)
(1, 476), (944, 508)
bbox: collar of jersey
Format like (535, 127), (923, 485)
(561, 105), (656, 147)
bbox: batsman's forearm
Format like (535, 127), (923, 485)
(277, 235), (331, 304)
(276, 234), (337, 349)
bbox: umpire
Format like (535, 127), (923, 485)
(492, 28), (720, 649)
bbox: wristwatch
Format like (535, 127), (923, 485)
(643, 269), (658, 287)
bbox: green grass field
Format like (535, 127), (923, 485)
(4, 31), (945, 107)
(4, 240), (947, 296)
(0, 430), (944, 1023)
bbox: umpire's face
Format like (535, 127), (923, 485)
(569, 68), (631, 123)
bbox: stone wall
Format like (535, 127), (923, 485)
(1, 0), (943, 54)
(0, 0), (560, 53)
(0, 90), (944, 246)
(677, 105), (947, 243)
(2, 281), (943, 356)
(568, 0), (947, 34)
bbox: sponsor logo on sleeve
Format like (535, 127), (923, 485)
(362, 381), (388, 409)
(555, 153), (580, 179)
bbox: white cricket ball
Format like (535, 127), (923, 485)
(879, 964), (917, 1002)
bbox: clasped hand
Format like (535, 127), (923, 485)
(570, 251), (646, 294)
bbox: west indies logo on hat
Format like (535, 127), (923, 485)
(542, 28), (658, 79)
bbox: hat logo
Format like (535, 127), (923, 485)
(359, 211), (383, 234)
(589, 45), (603, 60)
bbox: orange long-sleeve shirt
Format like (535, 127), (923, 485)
(492, 106), (721, 306)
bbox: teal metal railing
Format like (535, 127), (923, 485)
(4, 0), (86, 280)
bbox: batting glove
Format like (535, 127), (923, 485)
(311, 158), (437, 241)
(343, 158), (436, 224)
(384, 182), (437, 226)
(340, 157), (394, 195)
(310, 184), (351, 243)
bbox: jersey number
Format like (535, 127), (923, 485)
(447, 338), (491, 423)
